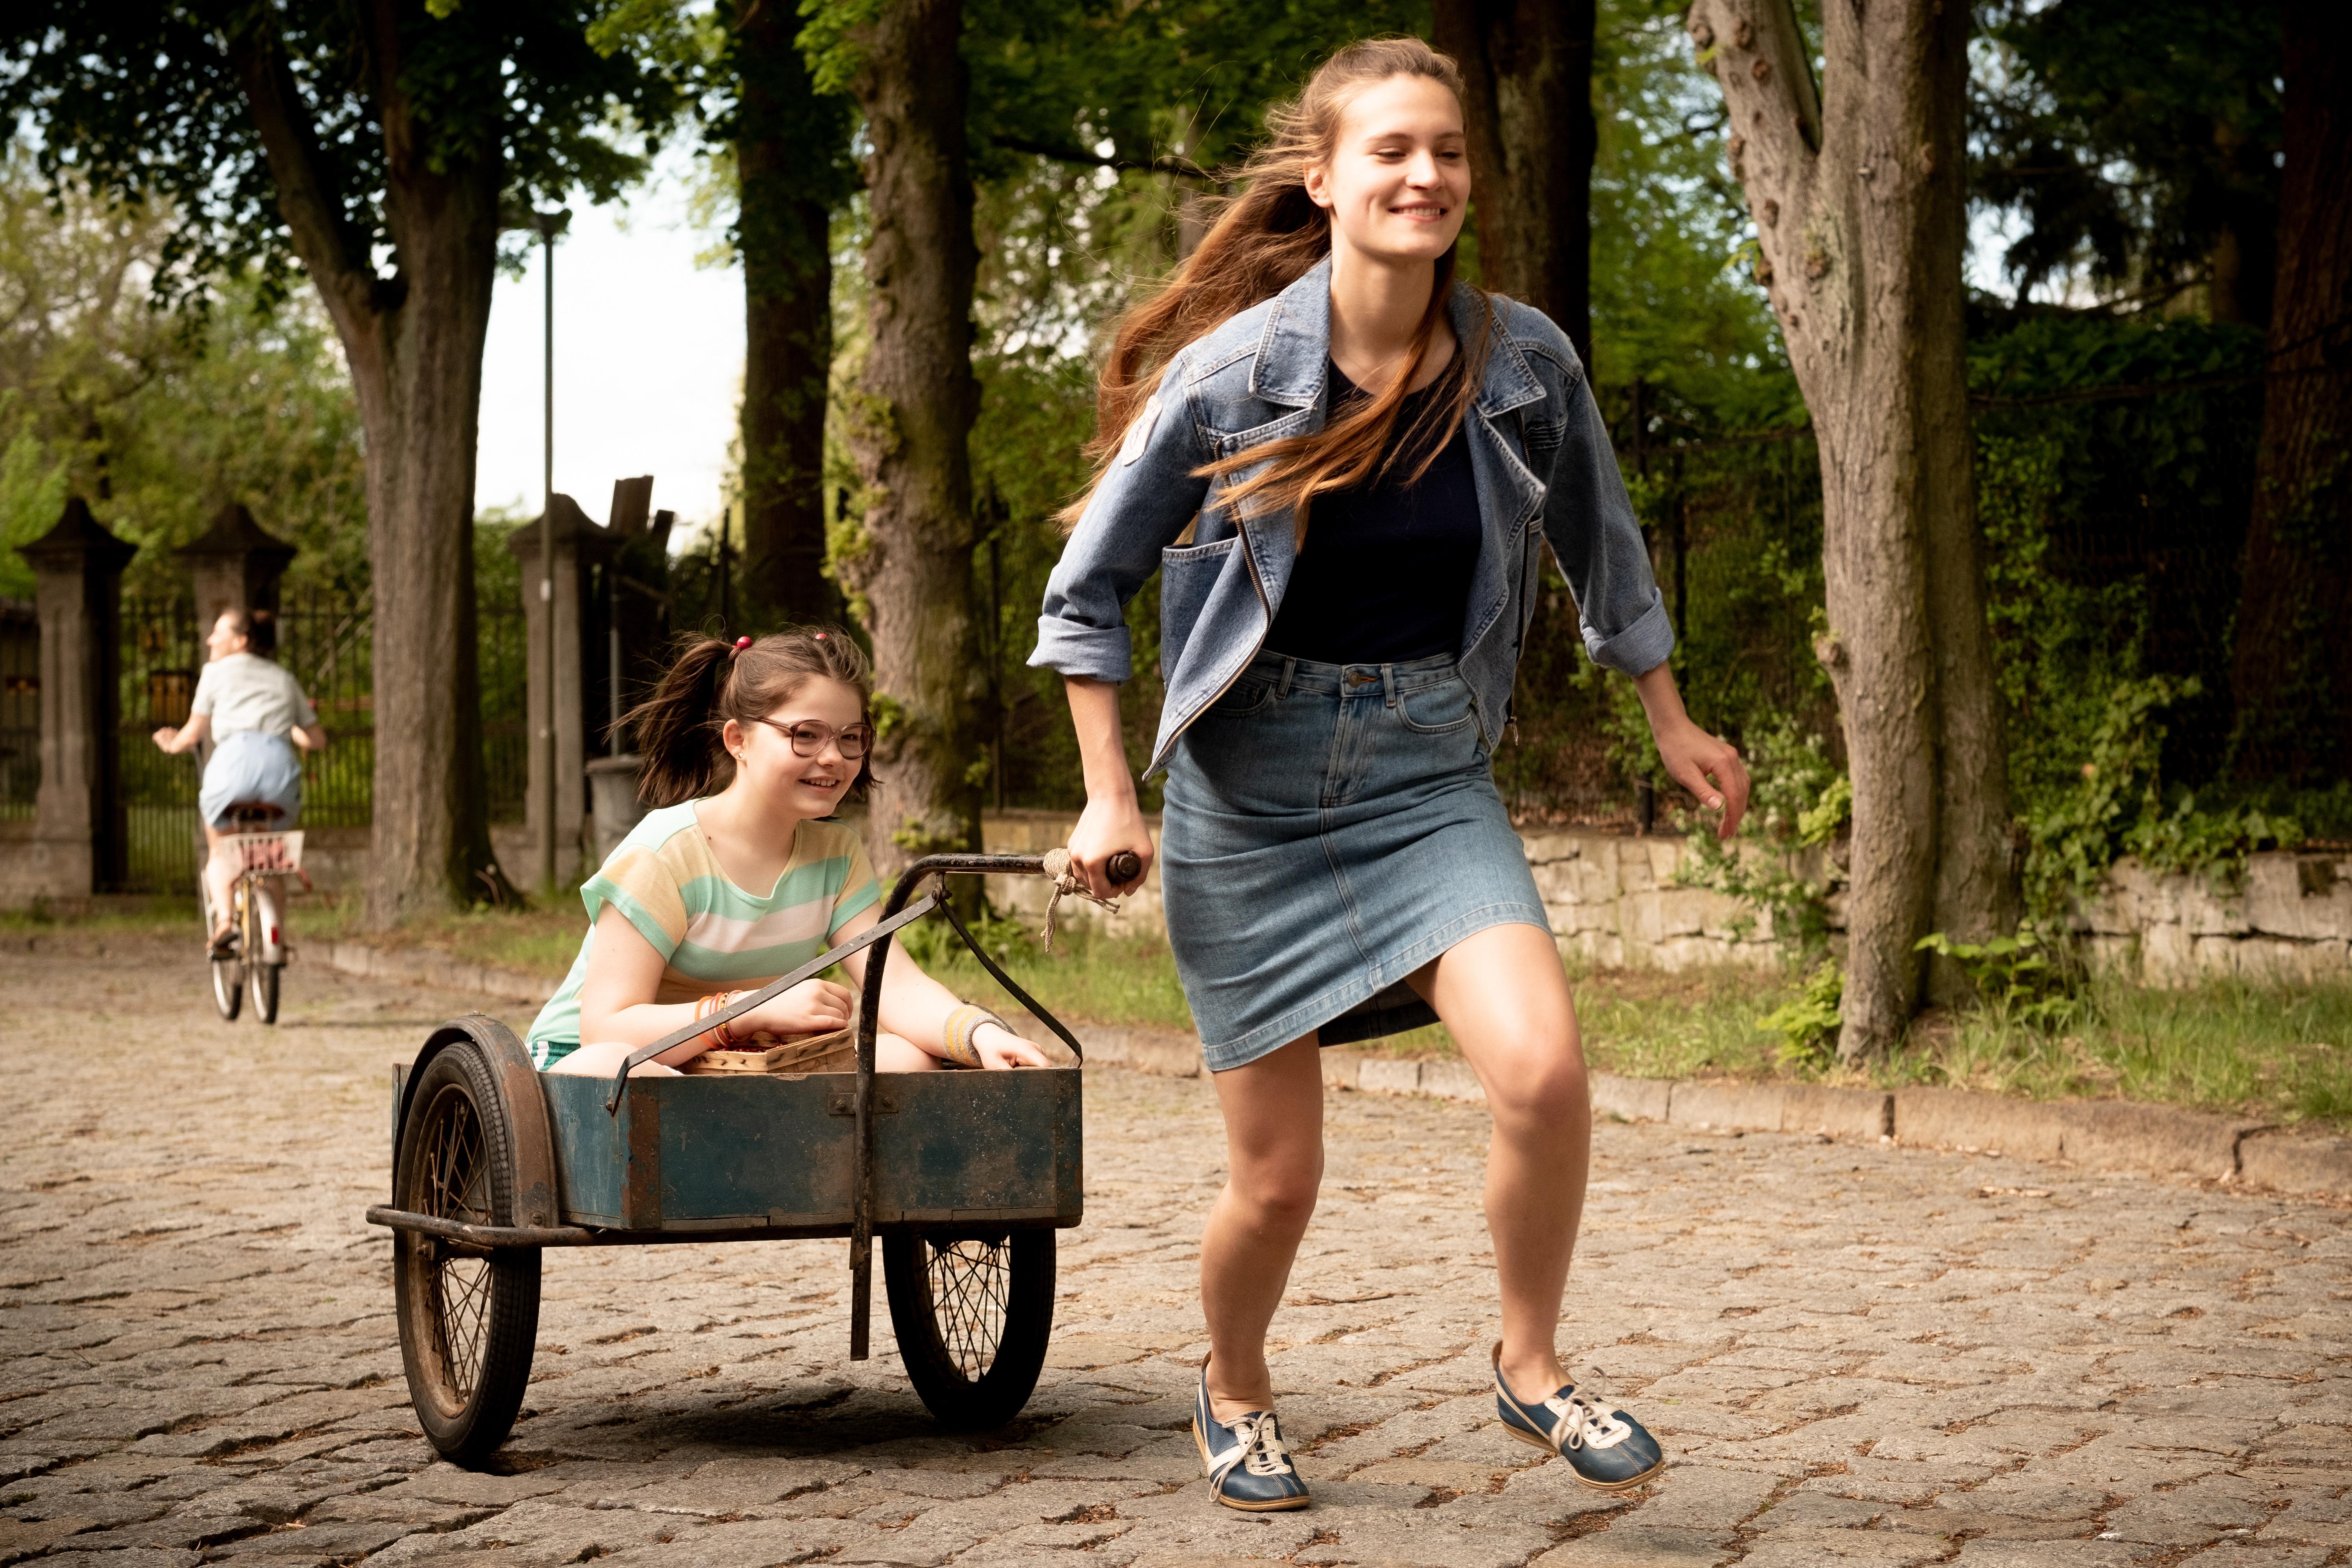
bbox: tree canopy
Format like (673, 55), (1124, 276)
(2, 0), (679, 306)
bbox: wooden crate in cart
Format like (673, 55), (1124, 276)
(365, 852), (1131, 1468)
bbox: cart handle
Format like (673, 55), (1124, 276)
(845, 849), (1136, 1360)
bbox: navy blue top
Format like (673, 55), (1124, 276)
(1263, 361), (1481, 666)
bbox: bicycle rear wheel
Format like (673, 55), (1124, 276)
(247, 882), (281, 1024)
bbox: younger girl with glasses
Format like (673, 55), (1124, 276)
(528, 628), (1054, 1079)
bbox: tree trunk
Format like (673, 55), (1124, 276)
(2229, 0), (2352, 786)
(736, 0), (839, 628)
(1433, 0), (1597, 368)
(233, 1), (509, 924)
(1688, 0), (2013, 1057)
(838, 0), (984, 876)
(2206, 116), (2278, 330)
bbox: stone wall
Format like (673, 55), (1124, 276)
(2074, 852), (2352, 985)
(976, 809), (1803, 971)
(981, 810), (2352, 984)
(18, 799), (2344, 985)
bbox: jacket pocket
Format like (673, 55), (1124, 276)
(1160, 534), (1238, 684)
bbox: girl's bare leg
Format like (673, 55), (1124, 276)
(874, 1032), (941, 1071)
(1409, 921), (1588, 1402)
(201, 824), (236, 939)
(544, 1041), (681, 1077)
(1200, 1033), (1325, 1420)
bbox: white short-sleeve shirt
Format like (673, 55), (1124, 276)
(190, 652), (318, 739)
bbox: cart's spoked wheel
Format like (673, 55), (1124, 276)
(424, 1096), (493, 1387)
(882, 1229), (1054, 1430)
(392, 1040), (541, 1468)
(927, 1238), (1012, 1378)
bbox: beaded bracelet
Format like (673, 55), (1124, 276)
(940, 1004), (1008, 1068)
(693, 988), (748, 1050)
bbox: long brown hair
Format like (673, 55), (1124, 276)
(1060, 36), (1494, 545)
(623, 628), (875, 808)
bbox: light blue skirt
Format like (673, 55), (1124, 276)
(199, 730), (303, 829)
(1159, 649), (1550, 1071)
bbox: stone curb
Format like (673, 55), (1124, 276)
(319, 941), (551, 1005)
(315, 939), (2352, 1201)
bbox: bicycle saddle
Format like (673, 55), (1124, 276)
(223, 800), (287, 826)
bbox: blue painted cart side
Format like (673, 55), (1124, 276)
(537, 1067), (1083, 1233)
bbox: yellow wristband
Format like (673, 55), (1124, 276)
(941, 1004), (1003, 1068)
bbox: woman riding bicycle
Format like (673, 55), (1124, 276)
(151, 608), (328, 951)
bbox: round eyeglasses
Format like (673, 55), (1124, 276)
(749, 717), (875, 759)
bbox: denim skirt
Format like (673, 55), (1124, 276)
(199, 730), (303, 829)
(1159, 648), (1549, 1071)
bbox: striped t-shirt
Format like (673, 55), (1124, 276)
(525, 803), (880, 1069)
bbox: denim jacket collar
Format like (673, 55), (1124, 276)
(1245, 255), (1548, 418)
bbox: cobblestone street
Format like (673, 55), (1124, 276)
(3, 933), (2348, 1567)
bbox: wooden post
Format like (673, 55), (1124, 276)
(508, 494), (617, 887)
(11, 498), (138, 899)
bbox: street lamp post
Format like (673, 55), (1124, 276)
(525, 207), (570, 895)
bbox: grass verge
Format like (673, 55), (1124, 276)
(10, 896), (2344, 1128)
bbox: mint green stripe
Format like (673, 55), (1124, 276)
(668, 937), (832, 983)
(829, 875), (880, 933)
(678, 855), (854, 918)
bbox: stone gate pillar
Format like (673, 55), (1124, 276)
(509, 494), (617, 887)
(12, 498), (138, 899)
(176, 504), (298, 631)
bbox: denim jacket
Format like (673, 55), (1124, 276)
(1029, 256), (1673, 779)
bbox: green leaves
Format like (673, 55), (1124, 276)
(797, 0), (884, 98)
(1914, 929), (2082, 1035)
(0, 0), (687, 307)
(1757, 958), (1842, 1068)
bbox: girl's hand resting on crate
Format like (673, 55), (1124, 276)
(973, 1022), (1053, 1069)
(739, 978), (856, 1040)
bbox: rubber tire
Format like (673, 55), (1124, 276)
(211, 955), (243, 1021)
(883, 1229), (1056, 1430)
(248, 961), (280, 1024)
(247, 884), (280, 1024)
(201, 877), (241, 1021)
(391, 1040), (542, 1468)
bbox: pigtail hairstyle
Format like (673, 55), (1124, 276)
(623, 627), (877, 809)
(1057, 36), (1494, 548)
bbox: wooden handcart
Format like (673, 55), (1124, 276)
(365, 851), (1133, 1467)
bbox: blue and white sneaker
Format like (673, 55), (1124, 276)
(1192, 1361), (1311, 1511)
(1492, 1343), (1665, 1492)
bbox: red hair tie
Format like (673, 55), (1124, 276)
(813, 631), (827, 641)
(730, 636), (752, 657)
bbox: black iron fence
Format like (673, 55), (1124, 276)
(0, 599), (34, 821)
(281, 588), (376, 829)
(116, 594), (204, 893)
(480, 596), (528, 824)
(102, 588), (529, 893)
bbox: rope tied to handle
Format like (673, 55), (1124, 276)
(1037, 847), (1137, 953)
